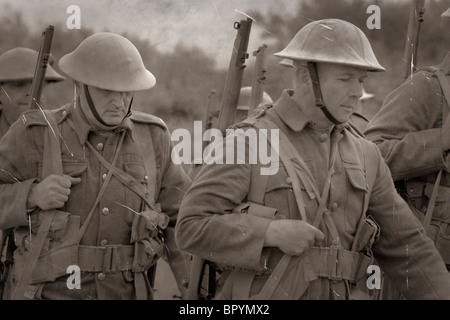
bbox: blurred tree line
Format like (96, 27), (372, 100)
(0, 0), (449, 133)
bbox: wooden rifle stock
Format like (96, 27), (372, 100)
(28, 25), (55, 110)
(402, 0), (426, 81)
(217, 18), (253, 134)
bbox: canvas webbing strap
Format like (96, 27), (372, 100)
(12, 110), (62, 300)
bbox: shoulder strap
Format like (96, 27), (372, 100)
(132, 122), (158, 206)
(12, 110), (62, 300)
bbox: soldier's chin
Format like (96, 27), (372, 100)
(103, 114), (124, 126)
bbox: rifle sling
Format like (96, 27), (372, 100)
(12, 110), (62, 300)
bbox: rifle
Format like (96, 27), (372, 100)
(28, 25), (55, 110)
(402, 0), (426, 81)
(186, 17), (253, 300)
(249, 44), (268, 115)
(217, 17), (253, 134)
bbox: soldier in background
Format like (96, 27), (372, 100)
(364, 8), (450, 299)
(235, 86), (273, 123)
(175, 18), (450, 300)
(0, 47), (65, 138)
(0, 47), (65, 298)
(0, 32), (191, 300)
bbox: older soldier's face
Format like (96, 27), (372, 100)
(88, 86), (133, 125)
(317, 63), (366, 123)
(0, 80), (32, 126)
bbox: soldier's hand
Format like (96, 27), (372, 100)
(441, 112), (450, 152)
(27, 174), (81, 211)
(264, 219), (324, 256)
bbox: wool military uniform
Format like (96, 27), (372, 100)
(365, 64), (450, 270)
(176, 90), (450, 299)
(0, 102), (191, 299)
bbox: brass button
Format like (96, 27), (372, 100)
(286, 177), (293, 185)
(145, 193), (150, 198)
(102, 207), (109, 215)
(144, 175), (149, 181)
(62, 110), (67, 117)
(332, 202), (338, 209)
(320, 134), (328, 143)
(102, 173), (107, 181)
(96, 143), (104, 151)
(100, 239), (108, 246)
(97, 272), (106, 281)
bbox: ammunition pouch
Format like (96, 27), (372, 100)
(130, 209), (170, 271)
(427, 222), (450, 266)
(404, 180), (450, 265)
(11, 211), (80, 284)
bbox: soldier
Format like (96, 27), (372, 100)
(0, 47), (65, 138)
(0, 47), (65, 299)
(364, 8), (450, 300)
(175, 18), (450, 300)
(0, 32), (191, 300)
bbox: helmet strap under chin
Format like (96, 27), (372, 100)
(307, 62), (344, 125)
(83, 84), (111, 127)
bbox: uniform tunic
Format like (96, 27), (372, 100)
(176, 90), (450, 300)
(0, 103), (191, 299)
(364, 68), (450, 267)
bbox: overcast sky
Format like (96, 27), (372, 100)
(2, 0), (302, 68)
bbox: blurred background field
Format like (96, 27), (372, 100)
(1, 0), (449, 299)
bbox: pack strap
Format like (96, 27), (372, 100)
(11, 110), (62, 300)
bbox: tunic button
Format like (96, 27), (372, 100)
(286, 177), (293, 185)
(97, 272), (106, 281)
(96, 143), (104, 151)
(102, 173), (107, 181)
(100, 239), (108, 247)
(62, 110), (67, 117)
(102, 207), (109, 215)
(332, 202), (338, 209)
(144, 175), (149, 181)
(320, 134), (328, 143)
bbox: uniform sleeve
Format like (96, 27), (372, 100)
(364, 71), (447, 181)
(0, 119), (40, 230)
(367, 143), (450, 299)
(175, 133), (272, 272)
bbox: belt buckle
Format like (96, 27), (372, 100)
(102, 245), (122, 273)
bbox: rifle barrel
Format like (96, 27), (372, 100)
(217, 18), (253, 134)
(28, 25), (55, 110)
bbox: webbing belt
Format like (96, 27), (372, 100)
(78, 245), (136, 273)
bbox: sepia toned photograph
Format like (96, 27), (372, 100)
(0, 0), (449, 313)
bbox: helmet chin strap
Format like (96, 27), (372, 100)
(83, 84), (133, 127)
(307, 62), (344, 125)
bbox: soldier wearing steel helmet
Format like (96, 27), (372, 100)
(0, 32), (191, 300)
(0, 47), (65, 138)
(364, 8), (450, 299)
(175, 18), (450, 300)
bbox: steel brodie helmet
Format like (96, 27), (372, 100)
(0, 47), (65, 82)
(59, 32), (156, 92)
(274, 18), (385, 72)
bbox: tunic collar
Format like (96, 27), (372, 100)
(71, 103), (134, 144)
(273, 90), (348, 134)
